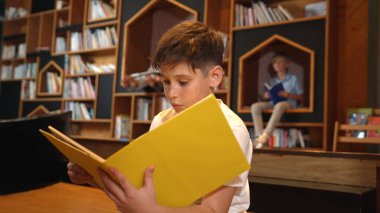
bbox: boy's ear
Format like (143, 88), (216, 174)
(209, 65), (223, 88)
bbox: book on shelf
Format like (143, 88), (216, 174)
(55, 37), (67, 53)
(234, 1), (295, 27)
(346, 108), (373, 138)
(305, 1), (327, 17)
(114, 114), (131, 140)
(90, 0), (116, 20)
(264, 82), (287, 105)
(40, 94), (250, 207)
(367, 116), (380, 138)
(1, 65), (12, 80)
(136, 98), (152, 121)
(267, 128), (305, 148)
(5, 6), (28, 20)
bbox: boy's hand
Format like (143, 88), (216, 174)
(278, 91), (289, 98)
(98, 166), (159, 213)
(67, 161), (94, 185)
(263, 91), (271, 99)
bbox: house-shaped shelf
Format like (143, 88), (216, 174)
(37, 61), (64, 97)
(121, 0), (198, 81)
(238, 34), (315, 113)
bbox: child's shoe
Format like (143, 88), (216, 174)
(253, 132), (270, 149)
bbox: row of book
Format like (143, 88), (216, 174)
(65, 101), (94, 120)
(20, 80), (36, 100)
(67, 55), (115, 75)
(218, 31), (229, 58)
(13, 62), (37, 79)
(114, 114), (131, 140)
(346, 108), (380, 138)
(55, 37), (67, 54)
(56, 0), (69, 10)
(70, 26), (117, 51)
(2, 43), (26, 60)
(266, 128), (306, 148)
(63, 77), (96, 99)
(1, 65), (12, 80)
(4, 6), (28, 20)
(114, 97), (171, 139)
(89, 0), (116, 20)
(1, 62), (37, 80)
(136, 98), (152, 121)
(45, 72), (62, 94)
(235, 1), (294, 27)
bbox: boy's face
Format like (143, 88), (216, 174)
(160, 62), (214, 113)
(272, 57), (289, 73)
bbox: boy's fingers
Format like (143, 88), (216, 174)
(108, 167), (136, 195)
(98, 168), (126, 202)
(144, 166), (155, 191)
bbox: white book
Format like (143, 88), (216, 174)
(278, 5), (294, 20)
(258, 1), (273, 23)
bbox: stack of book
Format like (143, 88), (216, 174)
(63, 77), (96, 98)
(5, 6), (28, 20)
(234, 1), (294, 27)
(89, 0), (116, 21)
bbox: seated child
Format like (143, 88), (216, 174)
(68, 21), (253, 213)
(251, 53), (304, 149)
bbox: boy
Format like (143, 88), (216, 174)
(251, 53), (304, 149)
(68, 21), (253, 213)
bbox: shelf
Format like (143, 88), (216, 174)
(232, 16), (325, 31)
(62, 98), (95, 101)
(71, 118), (111, 123)
(133, 120), (152, 124)
(67, 46), (116, 55)
(122, 0), (197, 78)
(37, 61), (64, 97)
(245, 122), (324, 127)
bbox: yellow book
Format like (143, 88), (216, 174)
(39, 94), (250, 207)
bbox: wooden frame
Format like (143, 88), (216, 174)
(37, 61), (64, 96)
(238, 34), (315, 113)
(333, 121), (380, 153)
(121, 0), (198, 83)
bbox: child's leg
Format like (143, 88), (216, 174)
(250, 102), (271, 137)
(264, 101), (291, 135)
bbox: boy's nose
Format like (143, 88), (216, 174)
(167, 87), (178, 99)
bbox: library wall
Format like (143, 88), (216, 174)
(335, 0), (369, 122)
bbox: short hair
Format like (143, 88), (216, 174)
(270, 53), (290, 65)
(268, 53), (291, 77)
(152, 21), (224, 76)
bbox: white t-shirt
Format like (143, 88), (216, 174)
(150, 100), (253, 213)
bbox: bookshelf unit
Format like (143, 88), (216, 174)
(37, 61), (63, 96)
(0, 0), (338, 152)
(231, 0), (335, 150)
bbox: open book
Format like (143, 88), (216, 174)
(39, 94), (250, 207)
(264, 82), (287, 104)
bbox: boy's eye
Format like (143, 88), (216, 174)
(178, 81), (188, 86)
(162, 80), (170, 86)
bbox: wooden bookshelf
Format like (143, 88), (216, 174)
(0, 0), (339, 153)
(231, 0), (335, 150)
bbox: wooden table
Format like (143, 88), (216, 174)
(0, 182), (118, 213)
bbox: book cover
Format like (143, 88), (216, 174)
(346, 108), (372, 138)
(40, 94), (250, 207)
(367, 116), (380, 137)
(265, 82), (287, 104)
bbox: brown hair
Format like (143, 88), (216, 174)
(268, 53), (290, 77)
(152, 21), (224, 76)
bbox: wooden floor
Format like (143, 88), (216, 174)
(0, 182), (118, 213)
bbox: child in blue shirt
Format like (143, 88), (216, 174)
(251, 53), (304, 148)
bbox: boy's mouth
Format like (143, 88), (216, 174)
(171, 103), (183, 111)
